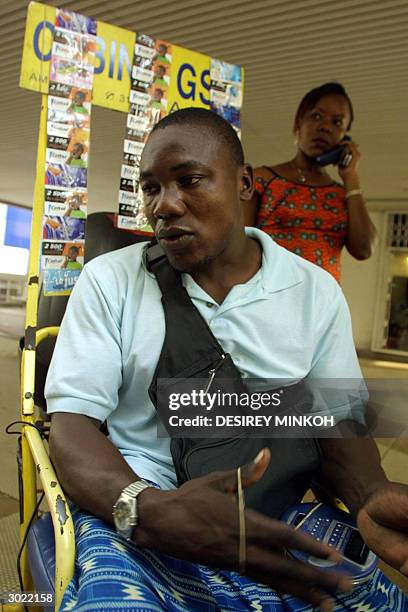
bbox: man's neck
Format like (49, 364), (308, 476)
(190, 236), (262, 304)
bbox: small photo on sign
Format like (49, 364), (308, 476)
(45, 164), (87, 188)
(152, 64), (170, 87)
(150, 87), (168, 111)
(48, 86), (91, 116)
(61, 242), (84, 268)
(44, 187), (87, 217)
(42, 239), (85, 294)
(47, 107), (89, 128)
(76, 36), (98, 64)
(46, 127), (90, 163)
(43, 216), (85, 241)
(66, 140), (88, 168)
(50, 57), (94, 90)
(153, 40), (172, 64)
(53, 29), (97, 63)
(59, 88), (92, 127)
(42, 242), (85, 271)
(63, 191), (87, 218)
(56, 9), (97, 35)
(211, 59), (241, 84)
(67, 126), (90, 146)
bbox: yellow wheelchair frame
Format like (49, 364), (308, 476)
(3, 95), (75, 612)
(18, 326), (74, 612)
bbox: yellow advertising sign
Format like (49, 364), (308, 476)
(20, 2), (56, 93)
(167, 45), (211, 112)
(20, 2), (215, 114)
(88, 20), (135, 112)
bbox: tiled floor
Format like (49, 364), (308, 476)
(0, 492), (19, 518)
(0, 320), (407, 594)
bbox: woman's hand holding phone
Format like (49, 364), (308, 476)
(337, 138), (361, 185)
(315, 135), (352, 167)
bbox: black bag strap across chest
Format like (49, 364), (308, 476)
(146, 241), (226, 381)
(145, 240), (321, 518)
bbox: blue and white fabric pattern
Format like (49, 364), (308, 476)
(60, 506), (407, 611)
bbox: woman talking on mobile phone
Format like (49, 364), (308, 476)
(245, 82), (377, 282)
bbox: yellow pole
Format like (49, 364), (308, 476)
(19, 94), (48, 591)
(22, 92), (47, 415)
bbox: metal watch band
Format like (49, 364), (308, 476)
(123, 480), (152, 500)
(113, 479), (152, 541)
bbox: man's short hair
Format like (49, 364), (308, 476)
(150, 107), (244, 167)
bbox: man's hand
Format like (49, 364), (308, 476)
(135, 449), (352, 611)
(357, 482), (408, 575)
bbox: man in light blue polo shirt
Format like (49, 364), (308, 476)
(46, 108), (407, 611)
(46, 225), (362, 491)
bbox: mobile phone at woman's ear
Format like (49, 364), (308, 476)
(315, 135), (351, 166)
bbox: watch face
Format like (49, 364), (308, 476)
(114, 500), (132, 531)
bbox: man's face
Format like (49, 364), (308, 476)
(158, 44), (167, 55)
(140, 124), (249, 272)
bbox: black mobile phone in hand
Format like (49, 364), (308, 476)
(315, 135), (351, 167)
(280, 502), (378, 585)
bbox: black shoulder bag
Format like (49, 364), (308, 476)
(147, 241), (321, 518)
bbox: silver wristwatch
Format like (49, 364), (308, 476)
(112, 480), (152, 540)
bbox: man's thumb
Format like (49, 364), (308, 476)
(220, 448), (271, 494)
(242, 448), (271, 487)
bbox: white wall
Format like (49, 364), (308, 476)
(341, 211), (383, 350)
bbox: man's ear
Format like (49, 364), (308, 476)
(239, 164), (254, 201)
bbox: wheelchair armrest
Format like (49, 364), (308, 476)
(23, 424), (75, 611)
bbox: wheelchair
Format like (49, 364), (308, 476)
(8, 213), (149, 611)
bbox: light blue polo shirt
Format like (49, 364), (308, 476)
(45, 228), (364, 489)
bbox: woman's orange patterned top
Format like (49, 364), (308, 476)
(254, 171), (348, 282)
